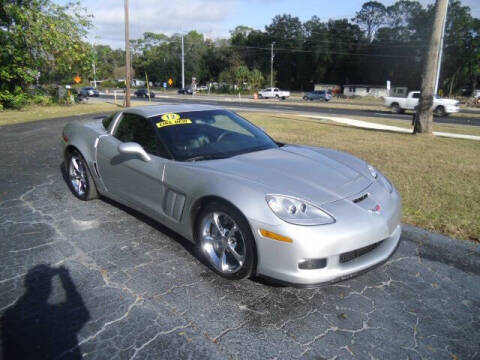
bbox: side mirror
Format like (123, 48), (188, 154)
(118, 142), (151, 162)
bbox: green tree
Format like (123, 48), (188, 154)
(352, 1), (387, 42)
(0, 0), (93, 107)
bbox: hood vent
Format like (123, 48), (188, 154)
(353, 193), (368, 204)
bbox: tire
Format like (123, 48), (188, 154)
(391, 103), (401, 114)
(281, 96), (286, 100)
(434, 106), (446, 117)
(275, 94), (280, 99)
(65, 149), (98, 201)
(303, 96), (308, 100)
(196, 201), (256, 280)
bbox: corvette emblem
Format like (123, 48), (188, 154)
(369, 204), (381, 214)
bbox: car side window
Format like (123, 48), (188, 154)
(102, 112), (116, 131)
(114, 114), (157, 155)
(412, 93), (420, 99)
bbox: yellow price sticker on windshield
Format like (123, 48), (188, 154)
(161, 113), (180, 121)
(156, 118), (192, 128)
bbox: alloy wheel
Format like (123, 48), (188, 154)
(199, 211), (246, 274)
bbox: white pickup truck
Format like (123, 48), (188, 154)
(383, 91), (460, 116)
(259, 88), (290, 100)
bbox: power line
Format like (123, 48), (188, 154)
(225, 44), (418, 59)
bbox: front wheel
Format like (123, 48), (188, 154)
(196, 202), (256, 280)
(303, 96), (308, 100)
(66, 150), (98, 201)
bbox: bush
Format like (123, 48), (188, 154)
(0, 87), (54, 109)
(32, 95), (53, 106)
(0, 90), (29, 109)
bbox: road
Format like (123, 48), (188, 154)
(100, 93), (480, 127)
(0, 115), (479, 359)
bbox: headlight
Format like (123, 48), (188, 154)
(368, 164), (393, 193)
(265, 195), (335, 226)
(379, 175), (393, 193)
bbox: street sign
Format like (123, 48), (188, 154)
(168, 78), (173, 87)
(386, 80), (391, 90)
(74, 75), (81, 84)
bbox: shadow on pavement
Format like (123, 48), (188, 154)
(1, 264), (90, 359)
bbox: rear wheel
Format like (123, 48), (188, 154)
(196, 202), (256, 280)
(303, 96), (308, 100)
(391, 103), (401, 114)
(66, 150), (98, 201)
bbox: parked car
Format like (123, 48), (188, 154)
(61, 104), (401, 285)
(303, 90), (332, 101)
(197, 85), (209, 91)
(134, 88), (155, 98)
(178, 88), (193, 95)
(79, 87), (99, 97)
(383, 91), (459, 116)
(259, 88), (290, 100)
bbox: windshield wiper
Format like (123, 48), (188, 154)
(184, 154), (230, 162)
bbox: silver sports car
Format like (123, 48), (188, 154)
(62, 104), (401, 286)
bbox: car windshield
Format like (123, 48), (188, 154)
(151, 110), (278, 161)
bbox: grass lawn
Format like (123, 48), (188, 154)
(239, 112), (480, 242)
(0, 102), (121, 126)
(328, 114), (480, 137)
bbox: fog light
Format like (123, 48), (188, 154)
(298, 258), (327, 270)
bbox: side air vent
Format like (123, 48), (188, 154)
(162, 189), (186, 221)
(353, 193), (368, 204)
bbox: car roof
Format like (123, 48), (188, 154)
(123, 104), (223, 118)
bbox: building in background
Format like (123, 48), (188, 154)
(343, 84), (388, 97)
(314, 84), (341, 95)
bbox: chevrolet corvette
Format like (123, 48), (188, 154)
(61, 104), (401, 286)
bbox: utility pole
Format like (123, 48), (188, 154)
(270, 42), (275, 88)
(434, 1), (448, 95)
(181, 32), (185, 89)
(92, 63), (97, 88)
(414, 0), (448, 134)
(124, 0), (131, 107)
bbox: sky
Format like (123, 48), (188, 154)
(55, 0), (480, 49)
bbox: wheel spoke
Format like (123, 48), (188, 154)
(71, 157), (80, 172)
(203, 235), (215, 244)
(220, 250), (228, 271)
(227, 243), (244, 264)
(212, 212), (225, 236)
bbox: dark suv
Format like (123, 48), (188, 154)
(303, 90), (332, 101)
(134, 88), (155, 98)
(178, 88), (193, 95)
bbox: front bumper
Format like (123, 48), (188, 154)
(445, 105), (459, 114)
(249, 187), (402, 286)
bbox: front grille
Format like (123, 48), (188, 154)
(339, 240), (384, 264)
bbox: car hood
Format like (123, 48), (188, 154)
(196, 146), (372, 205)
